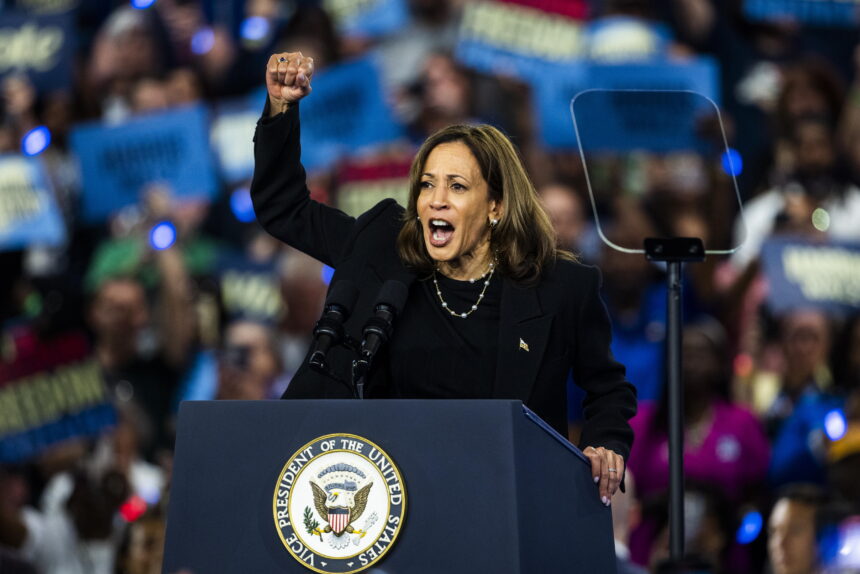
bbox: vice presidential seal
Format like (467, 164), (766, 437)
(273, 434), (406, 573)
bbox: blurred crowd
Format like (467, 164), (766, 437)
(0, 0), (859, 573)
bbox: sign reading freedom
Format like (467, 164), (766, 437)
(0, 155), (66, 251)
(0, 12), (74, 92)
(455, 0), (587, 81)
(71, 105), (219, 223)
(0, 330), (115, 463)
(761, 238), (860, 316)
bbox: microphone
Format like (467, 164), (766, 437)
(358, 280), (409, 368)
(308, 280), (360, 372)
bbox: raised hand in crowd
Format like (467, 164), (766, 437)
(265, 52), (315, 116)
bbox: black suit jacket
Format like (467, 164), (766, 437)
(251, 104), (637, 460)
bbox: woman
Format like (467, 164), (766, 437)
(252, 52), (636, 504)
(627, 320), (769, 567)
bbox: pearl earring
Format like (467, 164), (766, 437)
(490, 218), (499, 228)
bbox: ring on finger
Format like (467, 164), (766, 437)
(278, 56), (287, 62)
(608, 468), (618, 472)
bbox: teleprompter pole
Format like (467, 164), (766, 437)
(644, 237), (705, 562)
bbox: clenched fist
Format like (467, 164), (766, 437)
(266, 52), (315, 116)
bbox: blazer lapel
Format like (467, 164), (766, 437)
(492, 279), (552, 401)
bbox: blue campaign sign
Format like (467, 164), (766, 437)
(0, 332), (116, 464)
(211, 98), (260, 183)
(325, 0), (410, 38)
(745, 0), (860, 27)
(71, 105), (219, 223)
(293, 57), (404, 172)
(534, 57), (721, 150)
(215, 252), (283, 324)
(761, 237), (860, 316)
(0, 155), (66, 251)
(0, 12), (74, 92)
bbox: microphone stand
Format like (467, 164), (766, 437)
(644, 237), (705, 562)
(352, 359), (369, 400)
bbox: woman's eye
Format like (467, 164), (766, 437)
(451, 183), (465, 191)
(420, 181), (432, 189)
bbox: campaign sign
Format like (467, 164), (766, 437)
(71, 105), (219, 223)
(216, 253), (283, 324)
(745, 0), (860, 27)
(0, 12), (74, 92)
(8, 0), (79, 15)
(295, 57), (404, 172)
(323, 0), (410, 38)
(584, 17), (673, 63)
(211, 98), (259, 183)
(335, 156), (412, 217)
(0, 155), (66, 251)
(535, 58), (721, 150)
(455, 0), (586, 82)
(0, 330), (115, 463)
(761, 237), (860, 316)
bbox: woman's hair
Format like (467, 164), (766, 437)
(396, 123), (573, 283)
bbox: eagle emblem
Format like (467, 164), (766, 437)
(308, 463), (373, 539)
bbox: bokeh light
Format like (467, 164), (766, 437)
(721, 148), (743, 177)
(825, 409), (847, 441)
(322, 265), (335, 285)
(230, 188), (256, 223)
(120, 495), (148, 522)
(21, 126), (51, 156)
(812, 208), (831, 232)
(191, 27), (215, 55)
(241, 16), (270, 42)
(736, 510), (763, 544)
(150, 221), (177, 251)
(130, 0), (156, 9)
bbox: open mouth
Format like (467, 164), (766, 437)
(428, 219), (455, 247)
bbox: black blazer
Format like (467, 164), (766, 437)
(251, 104), (637, 460)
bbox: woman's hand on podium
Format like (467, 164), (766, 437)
(266, 51), (315, 116)
(584, 445), (625, 506)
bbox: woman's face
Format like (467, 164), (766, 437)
(417, 141), (500, 271)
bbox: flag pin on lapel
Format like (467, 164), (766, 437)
(519, 338), (530, 352)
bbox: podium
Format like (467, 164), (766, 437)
(163, 400), (616, 573)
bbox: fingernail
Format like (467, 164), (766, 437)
(298, 73), (306, 82)
(594, 476), (599, 483)
(602, 496), (608, 505)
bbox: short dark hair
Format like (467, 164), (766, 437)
(774, 483), (827, 508)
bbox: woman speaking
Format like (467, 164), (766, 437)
(251, 52), (637, 505)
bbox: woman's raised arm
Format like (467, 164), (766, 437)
(251, 52), (355, 267)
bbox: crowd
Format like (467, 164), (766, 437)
(0, 0), (859, 573)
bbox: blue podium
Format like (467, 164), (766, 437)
(163, 400), (616, 573)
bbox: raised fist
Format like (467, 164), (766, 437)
(266, 52), (315, 115)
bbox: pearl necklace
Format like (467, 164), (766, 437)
(432, 260), (496, 319)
